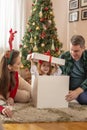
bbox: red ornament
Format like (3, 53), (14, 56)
(40, 32), (46, 39)
(44, 7), (49, 11)
(55, 28), (57, 31)
(32, 3), (34, 6)
(40, 18), (44, 22)
(55, 48), (59, 52)
(19, 44), (23, 48)
(29, 29), (32, 32)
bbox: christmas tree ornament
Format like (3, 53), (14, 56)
(33, 42), (38, 51)
(39, 7), (43, 18)
(55, 47), (59, 52)
(43, 24), (47, 30)
(50, 11), (53, 15)
(33, 8), (36, 12)
(48, 20), (52, 24)
(40, 18), (45, 22)
(24, 45), (27, 48)
(30, 36), (33, 43)
(19, 44), (23, 48)
(41, 43), (45, 47)
(30, 34), (33, 43)
(20, 64), (24, 69)
(34, 36), (37, 40)
(36, 26), (40, 30)
(51, 39), (55, 50)
(32, 22), (35, 25)
(32, 3), (34, 6)
(44, 7), (49, 11)
(40, 32), (46, 39)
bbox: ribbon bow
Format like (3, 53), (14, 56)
(39, 50), (52, 64)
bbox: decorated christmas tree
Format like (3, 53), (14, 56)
(20, 0), (63, 69)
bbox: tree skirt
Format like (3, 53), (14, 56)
(1, 102), (87, 123)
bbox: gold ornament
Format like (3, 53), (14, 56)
(36, 26), (40, 30)
(34, 36), (37, 40)
(32, 22), (35, 25)
(51, 40), (55, 50)
(39, 7), (43, 18)
(41, 43), (45, 47)
(20, 64), (24, 69)
(33, 8), (36, 12)
(30, 37), (33, 43)
(43, 25), (47, 30)
(24, 45), (27, 48)
(48, 20), (52, 24)
(39, 11), (43, 18)
(33, 44), (38, 51)
(50, 11), (53, 15)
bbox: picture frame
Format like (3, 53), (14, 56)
(69, 0), (79, 10)
(80, 0), (87, 8)
(81, 9), (87, 20)
(69, 11), (79, 22)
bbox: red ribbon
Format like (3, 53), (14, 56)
(39, 51), (52, 64)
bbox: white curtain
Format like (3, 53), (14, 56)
(0, 0), (28, 52)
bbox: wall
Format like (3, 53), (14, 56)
(52, 0), (68, 50)
(68, 0), (87, 49)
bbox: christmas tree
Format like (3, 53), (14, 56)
(20, 0), (63, 69)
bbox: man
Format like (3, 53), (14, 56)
(60, 35), (87, 104)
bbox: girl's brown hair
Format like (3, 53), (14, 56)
(0, 49), (20, 99)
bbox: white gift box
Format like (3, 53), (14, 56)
(27, 52), (65, 65)
(31, 75), (69, 108)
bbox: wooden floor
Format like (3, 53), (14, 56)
(3, 122), (87, 130)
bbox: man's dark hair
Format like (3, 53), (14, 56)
(71, 35), (85, 48)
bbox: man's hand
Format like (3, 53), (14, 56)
(65, 87), (84, 101)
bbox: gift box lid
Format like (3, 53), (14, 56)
(27, 52), (65, 65)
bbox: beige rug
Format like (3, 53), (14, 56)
(0, 102), (87, 123)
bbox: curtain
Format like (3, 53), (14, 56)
(0, 0), (28, 52)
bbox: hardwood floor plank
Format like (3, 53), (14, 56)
(3, 122), (87, 130)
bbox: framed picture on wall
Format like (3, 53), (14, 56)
(69, 0), (79, 10)
(81, 9), (87, 20)
(69, 11), (79, 22)
(80, 0), (87, 8)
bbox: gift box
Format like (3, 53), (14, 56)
(31, 75), (69, 108)
(27, 52), (65, 65)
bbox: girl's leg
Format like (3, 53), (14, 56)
(77, 91), (87, 105)
(14, 76), (31, 103)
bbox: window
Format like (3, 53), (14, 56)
(0, 0), (27, 52)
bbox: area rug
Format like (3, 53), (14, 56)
(0, 102), (87, 123)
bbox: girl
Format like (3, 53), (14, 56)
(30, 57), (62, 76)
(0, 50), (31, 117)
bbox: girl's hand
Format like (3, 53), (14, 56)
(2, 107), (13, 118)
(6, 97), (14, 106)
(51, 64), (58, 74)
